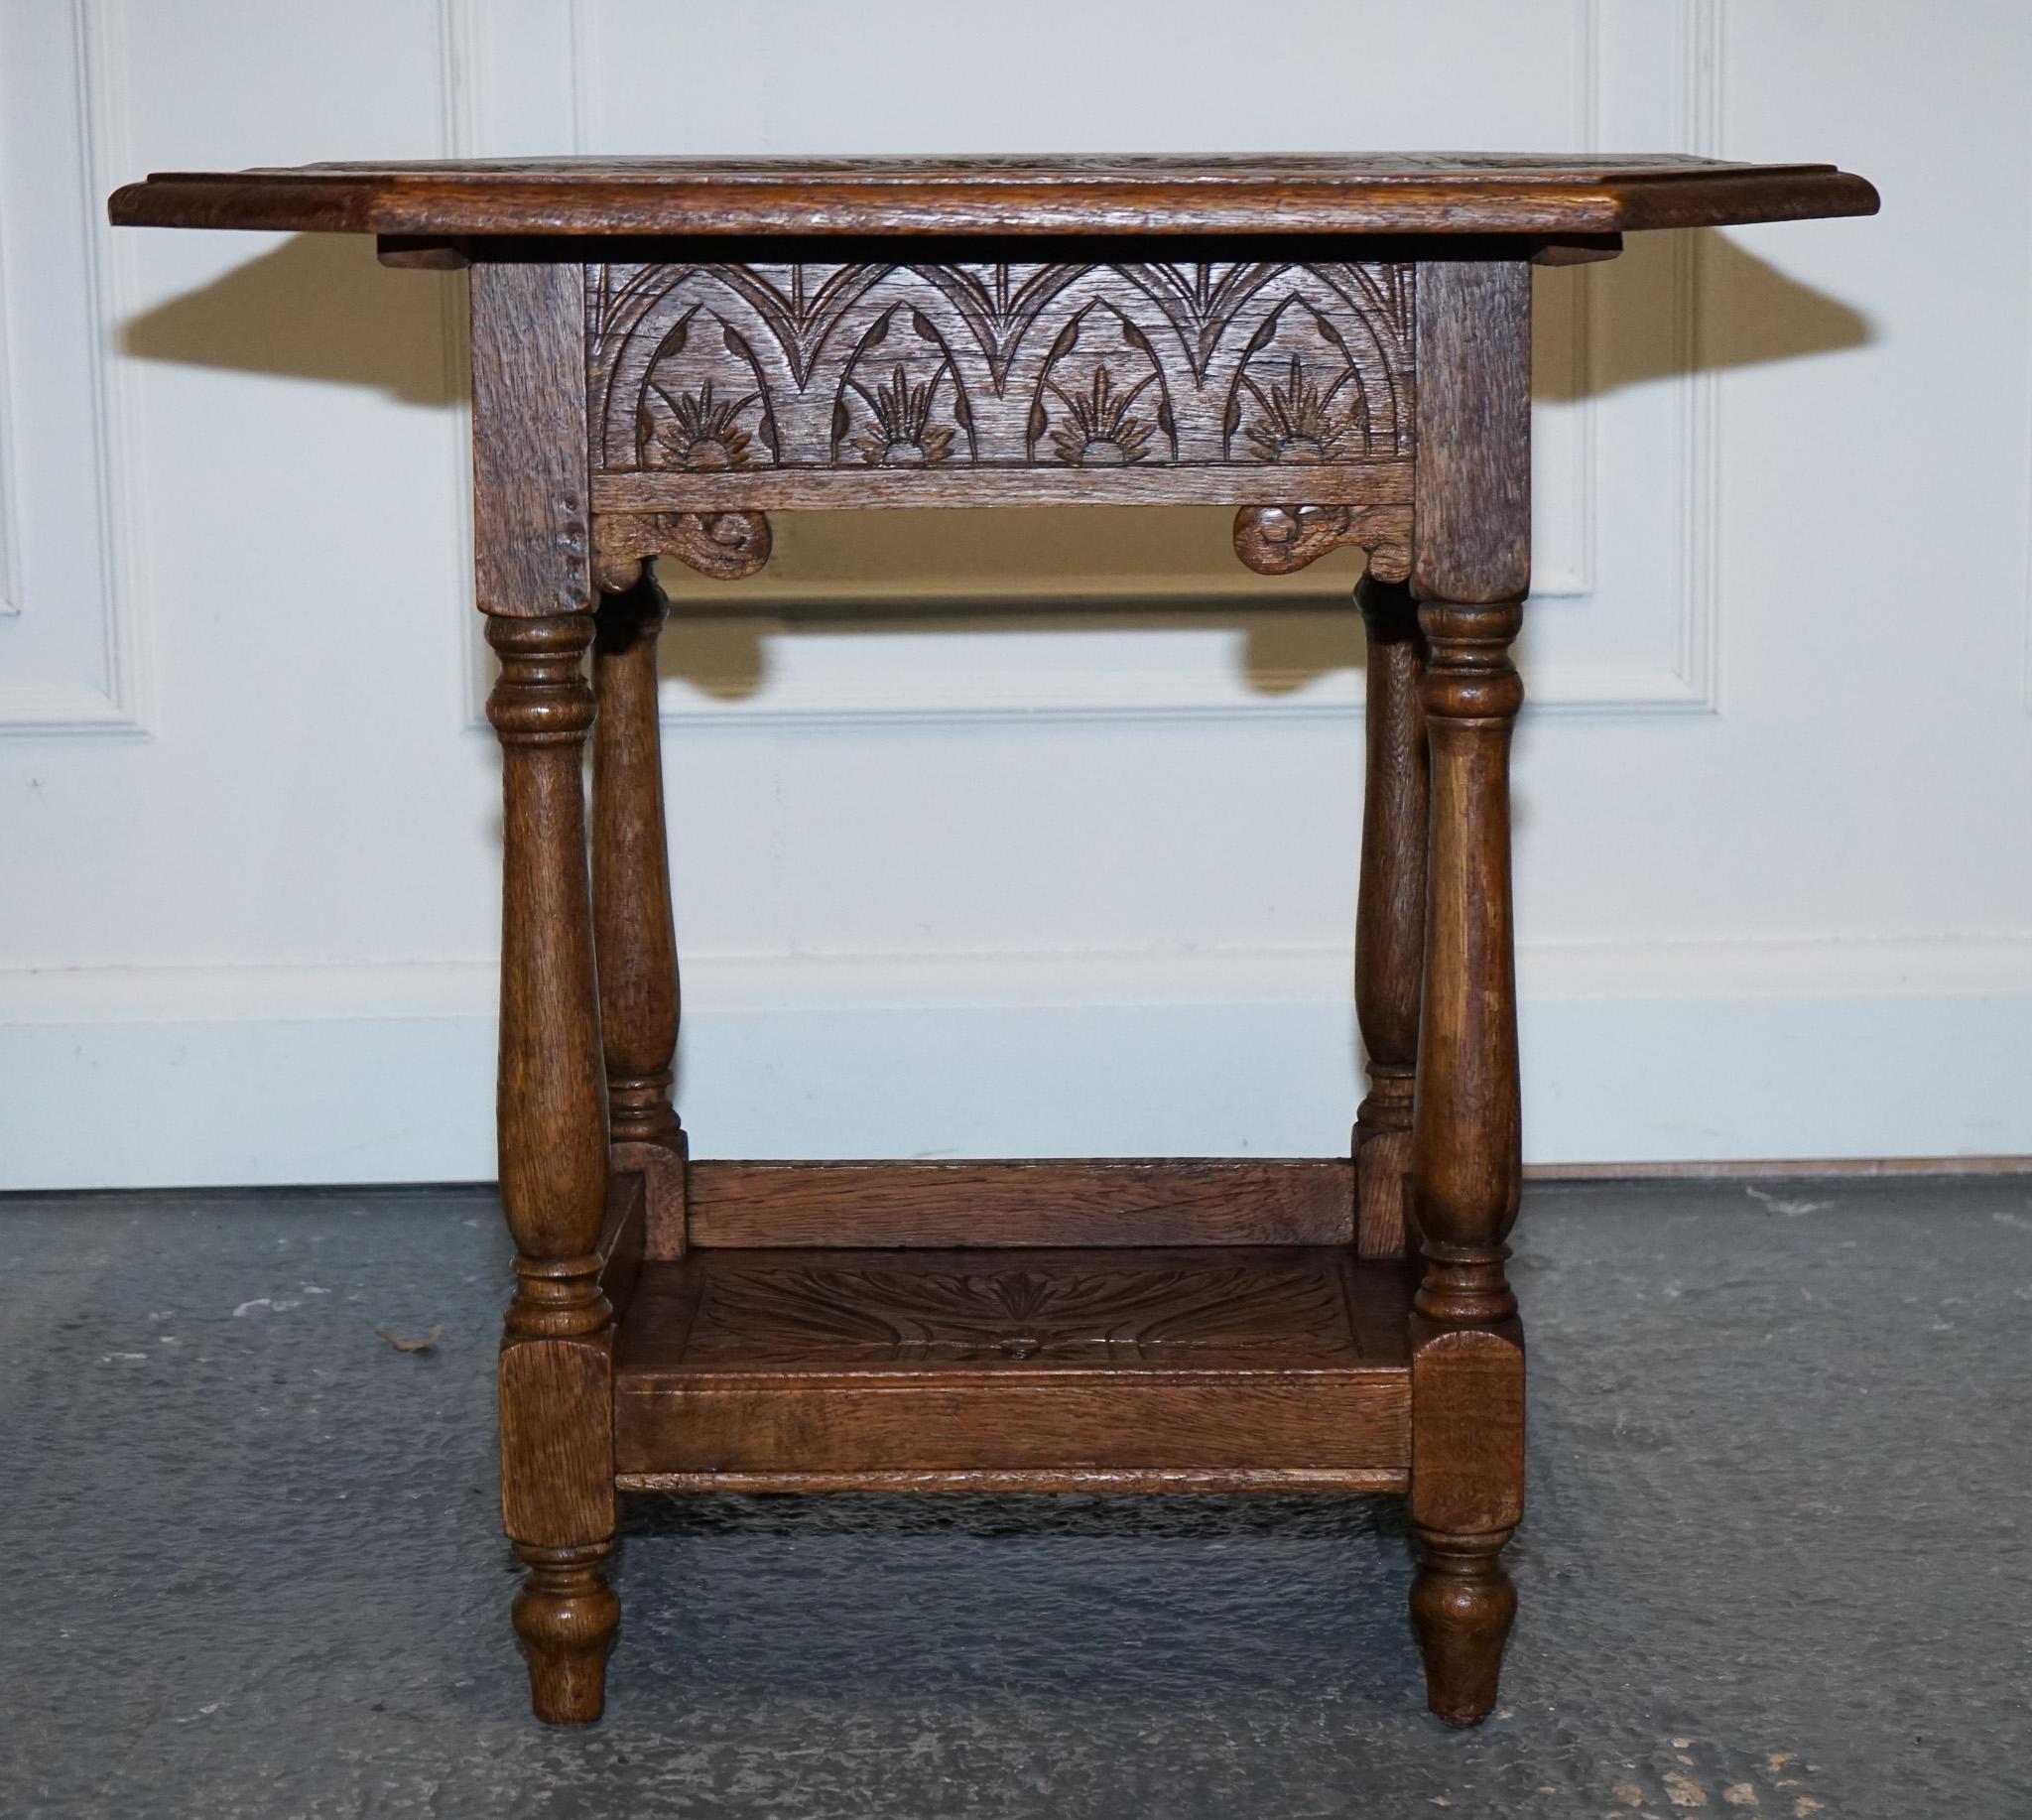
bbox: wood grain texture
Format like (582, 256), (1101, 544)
(591, 508), (770, 588)
(1353, 574), (1429, 1258)
(613, 1245), (1408, 1477)
(592, 459), (1411, 514)
(104, 140), (1883, 1735)
(510, 1542), (618, 1728)
(669, 1249), (1382, 1367)
(591, 575), (681, 1151)
(683, 1158), (1356, 1251)
(1410, 598), (1525, 1325)
(616, 1466), (1407, 1494)
(469, 263), (590, 617)
(1409, 1320), (1525, 1537)
(109, 154), (1879, 239)
(620, 1379), (1408, 1476)
(594, 1170), (646, 1330)
(485, 610), (616, 1723)
(591, 574), (688, 1253)
(1232, 503), (1412, 583)
(585, 261), (1416, 527)
(612, 1246), (1409, 1475)
(499, 1315), (618, 1725)
(486, 615), (611, 1334)
(499, 1337), (615, 1547)
(1411, 261), (1531, 603)
(1409, 1319), (1524, 1727)
(1404, 255), (1530, 1330)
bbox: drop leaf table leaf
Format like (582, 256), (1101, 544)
(110, 153), (1877, 1727)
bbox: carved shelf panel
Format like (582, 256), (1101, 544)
(619, 1245), (1405, 1372)
(610, 1246), (1414, 1482)
(584, 260), (1416, 515)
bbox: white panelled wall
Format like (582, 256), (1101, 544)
(2, 0), (2028, 1188)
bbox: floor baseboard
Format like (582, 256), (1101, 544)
(1526, 1155), (2032, 1181)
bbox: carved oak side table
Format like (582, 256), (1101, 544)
(111, 155), (1875, 1726)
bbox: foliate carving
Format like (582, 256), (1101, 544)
(587, 261), (1414, 485)
(683, 1255), (1362, 1365)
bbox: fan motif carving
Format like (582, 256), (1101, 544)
(684, 1256), (1361, 1365)
(586, 261), (1415, 479)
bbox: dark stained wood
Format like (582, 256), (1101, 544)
(469, 264), (590, 617)
(486, 612), (612, 1326)
(591, 573), (689, 1257)
(1396, 248), (1533, 1725)
(486, 606), (616, 1724)
(646, 1245), (1404, 1366)
(593, 459), (1412, 515)
(1412, 261), (1531, 602)
(500, 1339), (614, 1544)
(612, 1245), (1410, 1477)
(586, 259), (1417, 500)
(592, 508), (771, 589)
(1409, 1319), (1524, 1726)
(110, 147), (1877, 1732)
(109, 154), (1878, 239)
(595, 1170), (647, 1330)
(1232, 503), (1412, 584)
(1353, 573), (1429, 1258)
(507, 1542), (620, 1727)
(1410, 595), (1525, 1325)
(683, 1158), (1355, 1252)
(622, 1380), (1407, 1477)
(616, 1466), (1405, 1494)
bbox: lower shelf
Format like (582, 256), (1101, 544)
(611, 1243), (1413, 1491)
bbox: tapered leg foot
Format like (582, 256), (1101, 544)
(513, 1541), (619, 1724)
(1411, 1527), (1516, 1726)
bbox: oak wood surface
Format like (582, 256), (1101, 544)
(588, 257), (1416, 479)
(1411, 261), (1532, 603)
(683, 1157), (1357, 1251)
(615, 1466), (1407, 1494)
(109, 153), (1878, 238)
(1232, 502), (1412, 584)
(624, 1245), (1408, 1369)
(594, 1170), (646, 1330)
(469, 264), (590, 617)
(107, 141), (1878, 1732)
(1397, 255), (1533, 1724)
(592, 459), (1412, 514)
(612, 1244), (1411, 1478)
(585, 256), (1417, 537)
(486, 611), (618, 1723)
(1409, 1319), (1525, 1726)
(1353, 574), (1429, 1257)
(591, 574), (690, 1254)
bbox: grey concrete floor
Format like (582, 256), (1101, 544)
(1, 1178), (2028, 1819)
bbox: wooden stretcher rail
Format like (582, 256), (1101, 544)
(681, 1157), (1358, 1251)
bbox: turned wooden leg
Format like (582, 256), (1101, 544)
(488, 613), (619, 1724)
(1406, 596), (1527, 1726)
(1353, 572), (1429, 1258)
(512, 1541), (621, 1722)
(1409, 1527), (1517, 1727)
(593, 569), (689, 1256)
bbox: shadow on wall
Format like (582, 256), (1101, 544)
(119, 229), (1871, 702)
(122, 231), (460, 408)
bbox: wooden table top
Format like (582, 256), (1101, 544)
(109, 153), (1877, 240)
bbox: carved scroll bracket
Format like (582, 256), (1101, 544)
(1233, 503), (1411, 584)
(591, 510), (772, 593)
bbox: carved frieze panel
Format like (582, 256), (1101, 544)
(584, 261), (1415, 511)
